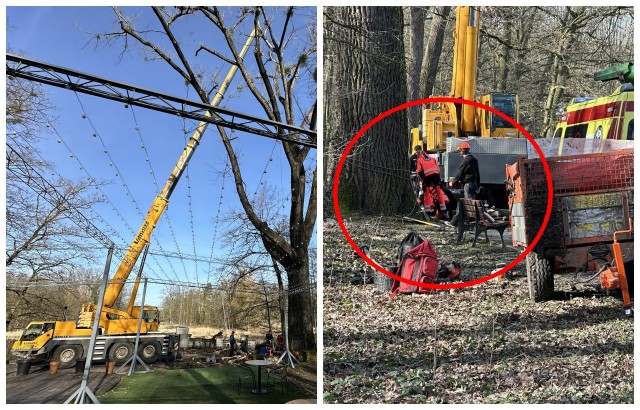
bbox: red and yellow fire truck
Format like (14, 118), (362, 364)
(553, 63), (634, 149)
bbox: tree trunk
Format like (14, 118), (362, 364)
(541, 9), (581, 137)
(326, 6), (411, 214)
(405, 7), (425, 128)
(323, 8), (338, 214)
(495, 13), (513, 92)
(513, 8), (537, 81)
(284, 250), (315, 352)
(420, 6), (451, 99)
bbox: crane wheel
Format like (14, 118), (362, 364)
(109, 342), (134, 365)
(526, 250), (554, 302)
(139, 341), (161, 364)
(53, 345), (82, 369)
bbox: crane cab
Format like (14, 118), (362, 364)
(478, 93), (519, 138)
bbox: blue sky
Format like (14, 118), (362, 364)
(5, 6), (317, 306)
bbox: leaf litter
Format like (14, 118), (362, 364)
(323, 214), (633, 404)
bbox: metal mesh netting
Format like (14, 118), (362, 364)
(523, 149), (634, 198)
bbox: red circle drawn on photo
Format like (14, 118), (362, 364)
(332, 97), (554, 290)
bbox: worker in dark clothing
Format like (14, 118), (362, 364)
(409, 145), (422, 173)
(409, 145), (423, 200)
(449, 141), (480, 197)
(265, 330), (274, 347)
(229, 331), (237, 356)
(445, 141), (481, 228)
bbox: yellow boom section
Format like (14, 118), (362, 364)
(103, 196), (167, 307)
(450, 6), (479, 136)
(101, 28), (257, 309)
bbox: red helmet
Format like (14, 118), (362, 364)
(456, 141), (471, 152)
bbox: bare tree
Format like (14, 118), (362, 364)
(217, 184), (314, 341)
(104, 6), (317, 350)
(5, 68), (106, 329)
(476, 6), (633, 136)
(537, 6), (632, 136)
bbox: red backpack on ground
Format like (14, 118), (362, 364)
(391, 240), (439, 296)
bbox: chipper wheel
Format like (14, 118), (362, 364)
(526, 250), (554, 302)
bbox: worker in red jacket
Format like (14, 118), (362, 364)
(416, 150), (449, 217)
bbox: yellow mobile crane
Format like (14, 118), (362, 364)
(410, 6), (524, 207)
(11, 30), (256, 369)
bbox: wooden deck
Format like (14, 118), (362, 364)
(6, 361), (122, 404)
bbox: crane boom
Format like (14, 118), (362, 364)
(450, 6), (479, 102)
(408, 6), (522, 209)
(413, 6), (519, 152)
(101, 29), (256, 312)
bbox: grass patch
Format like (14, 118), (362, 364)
(99, 366), (311, 404)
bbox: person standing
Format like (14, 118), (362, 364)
(409, 145), (423, 200)
(275, 334), (285, 353)
(416, 149), (449, 217)
(446, 141), (480, 227)
(229, 330), (237, 356)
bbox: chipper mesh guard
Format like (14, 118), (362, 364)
(524, 149), (633, 197)
(514, 149), (633, 249)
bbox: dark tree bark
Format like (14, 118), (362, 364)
(405, 7), (425, 128)
(420, 6), (451, 99)
(494, 11), (513, 92)
(324, 6), (410, 214)
(541, 7), (578, 137)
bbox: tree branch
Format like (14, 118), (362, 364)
(151, 6), (209, 103)
(112, 7), (191, 82)
(195, 44), (237, 66)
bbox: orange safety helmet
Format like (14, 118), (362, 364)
(456, 141), (471, 152)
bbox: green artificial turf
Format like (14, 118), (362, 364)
(98, 366), (311, 404)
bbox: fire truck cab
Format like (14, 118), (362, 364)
(553, 62), (634, 150)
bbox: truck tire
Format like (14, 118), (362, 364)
(109, 342), (134, 365)
(138, 341), (161, 364)
(526, 250), (554, 302)
(53, 345), (81, 369)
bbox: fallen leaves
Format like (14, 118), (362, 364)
(323, 214), (633, 404)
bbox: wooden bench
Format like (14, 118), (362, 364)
(458, 199), (509, 248)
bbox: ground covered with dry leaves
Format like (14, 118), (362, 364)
(323, 214), (633, 404)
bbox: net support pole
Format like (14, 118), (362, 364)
(276, 293), (298, 368)
(65, 244), (114, 404)
(118, 246), (152, 375)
